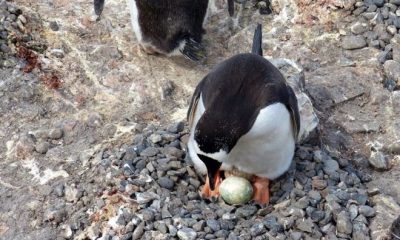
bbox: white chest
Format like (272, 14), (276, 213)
(188, 98), (296, 179)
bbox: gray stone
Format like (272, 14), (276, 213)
(263, 215), (283, 232)
(50, 49), (65, 58)
(311, 210), (325, 222)
(193, 220), (206, 231)
(48, 128), (63, 139)
(167, 122), (184, 133)
(54, 184), (65, 197)
(206, 219), (221, 232)
(250, 222), (266, 236)
(235, 205), (257, 218)
(132, 222), (145, 240)
(390, 0), (400, 6)
(290, 231), (302, 240)
(140, 147), (159, 157)
(162, 147), (184, 158)
(363, 12), (377, 20)
(295, 218), (314, 233)
(336, 211), (353, 234)
(351, 22), (369, 35)
(35, 141), (50, 154)
(323, 159), (340, 175)
(177, 228), (197, 240)
(358, 205), (376, 217)
(352, 221), (370, 240)
(149, 133), (162, 143)
(389, 25), (398, 35)
(349, 204), (359, 221)
(294, 196), (310, 209)
(368, 150), (390, 170)
(374, 0), (385, 7)
(168, 225), (177, 236)
(306, 190), (320, 200)
(371, 12), (384, 25)
(157, 177), (174, 190)
(135, 192), (159, 204)
(385, 60), (400, 82)
(374, 24), (392, 42)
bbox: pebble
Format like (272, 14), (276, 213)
(349, 204), (359, 221)
(35, 141), (50, 154)
(263, 215), (282, 232)
(149, 133), (162, 143)
(368, 150), (390, 170)
(351, 22), (369, 34)
(132, 222), (145, 240)
(342, 35), (367, 50)
(336, 211), (353, 234)
(295, 218), (314, 233)
(358, 205), (375, 217)
(290, 231), (302, 240)
(206, 219), (221, 232)
(48, 128), (63, 139)
(235, 205), (257, 218)
(250, 222), (266, 236)
(157, 177), (174, 190)
(53, 184), (65, 197)
(177, 227), (197, 240)
(323, 159), (339, 175)
(140, 147), (160, 157)
(167, 122), (185, 133)
(49, 21), (59, 31)
(352, 221), (370, 240)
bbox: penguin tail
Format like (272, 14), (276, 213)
(251, 23), (263, 56)
(228, 0), (235, 17)
(94, 0), (105, 16)
(180, 38), (206, 62)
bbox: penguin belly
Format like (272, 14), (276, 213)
(223, 103), (295, 180)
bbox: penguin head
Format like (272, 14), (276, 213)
(194, 112), (242, 190)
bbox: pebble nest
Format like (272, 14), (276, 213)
(66, 122), (376, 240)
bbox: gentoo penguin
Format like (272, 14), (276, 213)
(187, 24), (300, 204)
(93, 0), (236, 61)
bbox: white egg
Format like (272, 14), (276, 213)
(220, 176), (253, 205)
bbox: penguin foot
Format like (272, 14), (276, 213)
(180, 38), (206, 61)
(141, 45), (159, 55)
(201, 170), (222, 199)
(252, 176), (270, 205)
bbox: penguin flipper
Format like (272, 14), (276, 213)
(94, 0), (105, 16)
(180, 38), (206, 62)
(187, 78), (206, 128)
(286, 85), (301, 142)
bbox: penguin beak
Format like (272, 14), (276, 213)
(198, 154), (222, 190)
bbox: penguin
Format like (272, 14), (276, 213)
(93, 0), (236, 61)
(187, 24), (300, 204)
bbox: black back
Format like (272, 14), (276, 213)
(136, 0), (208, 53)
(193, 54), (300, 154)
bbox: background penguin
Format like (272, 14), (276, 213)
(187, 24), (300, 204)
(93, 0), (236, 61)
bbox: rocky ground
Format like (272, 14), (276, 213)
(0, 0), (400, 239)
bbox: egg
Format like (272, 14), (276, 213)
(220, 176), (253, 205)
